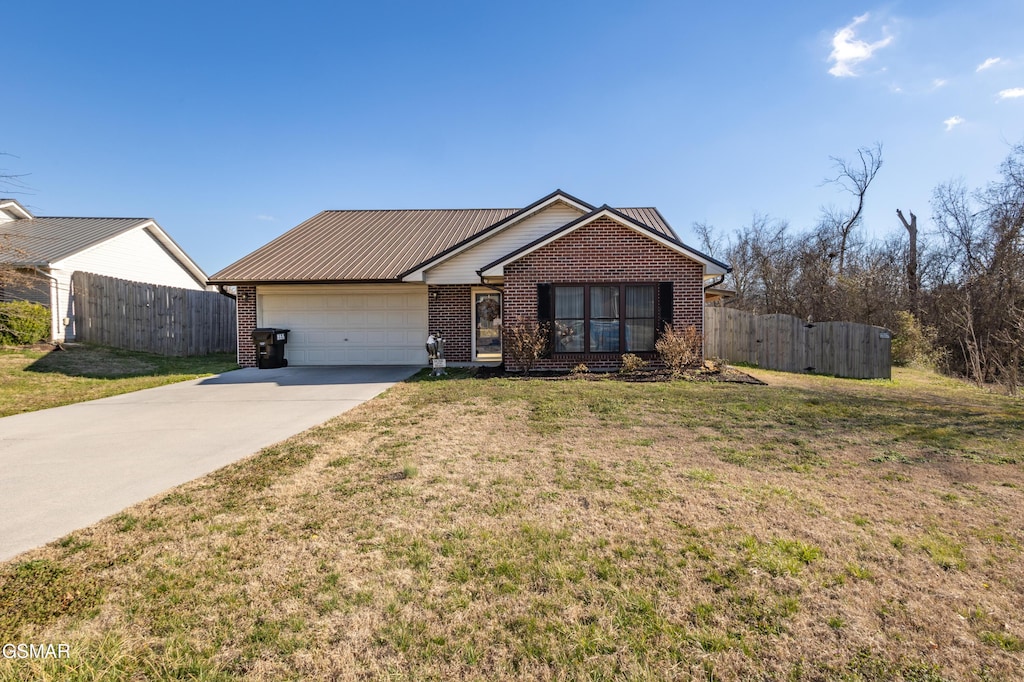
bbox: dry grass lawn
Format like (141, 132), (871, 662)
(1, 367), (1023, 680)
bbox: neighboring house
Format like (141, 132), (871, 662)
(0, 198), (210, 342)
(704, 283), (736, 304)
(209, 190), (730, 371)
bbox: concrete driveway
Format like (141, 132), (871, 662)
(0, 365), (419, 562)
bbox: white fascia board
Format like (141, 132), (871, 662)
(141, 220), (210, 287)
(0, 200), (33, 220)
(480, 208), (729, 277)
(399, 193), (591, 282)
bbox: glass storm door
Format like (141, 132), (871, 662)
(474, 292), (502, 360)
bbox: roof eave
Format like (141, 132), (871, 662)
(0, 199), (34, 220)
(206, 277), (411, 286)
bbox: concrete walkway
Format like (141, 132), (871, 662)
(0, 365), (419, 562)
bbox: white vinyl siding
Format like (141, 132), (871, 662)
(53, 227), (206, 291)
(257, 284), (428, 365)
(43, 226), (207, 341)
(423, 203), (585, 284)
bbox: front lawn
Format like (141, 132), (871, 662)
(1, 367), (1022, 680)
(0, 344), (238, 417)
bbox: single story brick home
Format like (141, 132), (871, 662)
(209, 190), (730, 370)
(1, 198), (210, 342)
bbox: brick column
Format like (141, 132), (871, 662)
(427, 284), (472, 362)
(236, 285), (257, 367)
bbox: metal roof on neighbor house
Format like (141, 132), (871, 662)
(0, 216), (150, 265)
(208, 206), (676, 283)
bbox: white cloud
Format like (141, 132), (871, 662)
(998, 88), (1024, 99)
(943, 116), (965, 131)
(932, 78), (947, 89)
(255, 214), (276, 221)
(828, 13), (894, 77)
(976, 57), (1001, 72)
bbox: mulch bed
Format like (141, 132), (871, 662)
(474, 363), (766, 385)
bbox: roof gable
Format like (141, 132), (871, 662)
(398, 190), (593, 281)
(479, 206), (729, 277)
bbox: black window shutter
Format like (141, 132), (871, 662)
(537, 284), (553, 357)
(658, 282), (674, 332)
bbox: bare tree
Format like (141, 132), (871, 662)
(692, 220), (722, 259)
(931, 179), (981, 281)
(825, 143), (883, 276)
(0, 153), (30, 196)
(1, 154), (39, 300)
(925, 142), (1024, 390)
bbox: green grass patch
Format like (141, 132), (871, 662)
(0, 559), (104, 641)
(742, 536), (822, 576)
(919, 530), (967, 571)
(0, 344), (237, 416)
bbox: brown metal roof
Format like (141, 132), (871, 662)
(1, 216), (149, 265)
(209, 205), (677, 284)
(616, 207), (676, 239)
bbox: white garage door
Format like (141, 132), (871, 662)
(258, 285), (428, 365)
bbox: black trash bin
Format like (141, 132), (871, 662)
(252, 328), (290, 369)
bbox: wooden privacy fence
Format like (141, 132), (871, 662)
(705, 307), (891, 379)
(72, 272), (236, 356)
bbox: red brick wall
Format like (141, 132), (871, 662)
(236, 285), (257, 367)
(427, 284), (472, 362)
(503, 217), (705, 371)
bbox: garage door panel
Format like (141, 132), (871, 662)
(325, 330), (347, 344)
(365, 311), (386, 326)
(343, 330), (366, 344)
(305, 349), (327, 365)
(259, 286), (427, 366)
(345, 311), (367, 326)
(301, 331), (325, 344)
(324, 296), (349, 311)
(386, 330), (408, 345)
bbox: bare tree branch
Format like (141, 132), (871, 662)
(825, 142), (883, 275)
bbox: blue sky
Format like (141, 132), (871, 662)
(4, 1), (1023, 274)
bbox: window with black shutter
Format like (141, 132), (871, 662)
(542, 282), (668, 354)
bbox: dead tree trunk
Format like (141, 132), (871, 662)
(897, 208), (919, 316)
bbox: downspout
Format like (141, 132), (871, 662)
(32, 266), (62, 343)
(217, 284), (237, 300)
(701, 274), (727, 365)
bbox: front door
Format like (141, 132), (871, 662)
(474, 291), (502, 361)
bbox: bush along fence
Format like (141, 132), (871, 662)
(705, 307), (891, 379)
(0, 300), (50, 346)
(71, 272), (236, 356)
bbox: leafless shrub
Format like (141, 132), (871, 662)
(503, 317), (549, 375)
(655, 324), (702, 374)
(618, 353), (648, 374)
